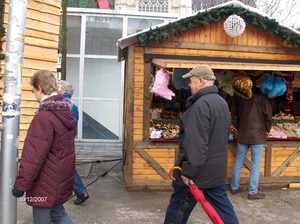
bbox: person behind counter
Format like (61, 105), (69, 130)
(230, 84), (272, 200)
(164, 65), (239, 223)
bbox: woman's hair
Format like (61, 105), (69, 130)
(57, 80), (74, 96)
(30, 70), (57, 95)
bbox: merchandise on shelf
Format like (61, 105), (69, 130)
(269, 111), (300, 138)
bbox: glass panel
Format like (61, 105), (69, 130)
(66, 57), (80, 97)
(127, 18), (164, 35)
(82, 100), (120, 140)
(85, 16), (123, 55)
(67, 16), (81, 54)
(83, 58), (121, 98)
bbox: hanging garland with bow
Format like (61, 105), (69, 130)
(138, 5), (300, 50)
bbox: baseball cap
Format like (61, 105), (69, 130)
(182, 65), (216, 80)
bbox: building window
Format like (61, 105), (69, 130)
(85, 16), (122, 56)
(139, 0), (168, 13)
(66, 16), (81, 54)
(127, 18), (164, 35)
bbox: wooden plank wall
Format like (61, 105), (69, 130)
(133, 148), (175, 180)
(271, 146), (300, 176)
(227, 143), (300, 186)
(149, 20), (300, 61)
(133, 46), (145, 141)
(130, 144), (300, 190)
(1, 0), (61, 156)
(123, 45), (136, 187)
(227, 148), (266, 178)
(168, 19), (290, 49)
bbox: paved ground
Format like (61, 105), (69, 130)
(16, 156), (300, 224)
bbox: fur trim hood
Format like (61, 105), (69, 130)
(38, 94), (75, 130)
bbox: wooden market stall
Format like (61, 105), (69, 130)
(117, 1), (300, 191)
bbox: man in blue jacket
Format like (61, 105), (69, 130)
(164, 65), (239, 224)
(57, 80), (89, 205)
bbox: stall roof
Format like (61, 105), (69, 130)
(117, 0), (300, 60)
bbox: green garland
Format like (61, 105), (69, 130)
(138, 5), (300, 50)
(68, 0), (97, 8)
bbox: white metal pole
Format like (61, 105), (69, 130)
(0, 0), (28, 223)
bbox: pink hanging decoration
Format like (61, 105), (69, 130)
(95, 0), (110, 9)
(150, 68), (175, 100)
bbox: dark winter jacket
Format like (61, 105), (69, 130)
(175, 85), (231, 189)
(14, 94), (76, 208)
(231, 88), (272, 144)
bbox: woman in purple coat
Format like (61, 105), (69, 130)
(12, 70), (76, 224)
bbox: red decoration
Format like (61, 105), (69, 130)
(285, 87), (293, 111)
(169, 167), (224, 224)
(95, 0), (110, 9)
(150, 68), (175, 100)
(189, 184), (224, 224)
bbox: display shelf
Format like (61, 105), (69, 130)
(152, 118), (180, 125)
(272, 119), (300, 124)
(149, 138), (178, 142)
(267, 137), (300, 141)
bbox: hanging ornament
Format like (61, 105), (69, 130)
(232, 73), (253, 99)
(223, 14), (246, 37)
(285, 76), (293, 112)
(216, 70), (234, 96)
(150, 68), (175, 101)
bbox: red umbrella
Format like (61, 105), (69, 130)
(169, 166), (224, 224)
(189, 184), (224, 224)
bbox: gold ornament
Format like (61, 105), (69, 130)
(232, 74), (253, 99)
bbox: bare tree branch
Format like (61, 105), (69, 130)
(280, 1), (297, 23)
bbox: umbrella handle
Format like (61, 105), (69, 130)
(169, 166), (182, 181)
